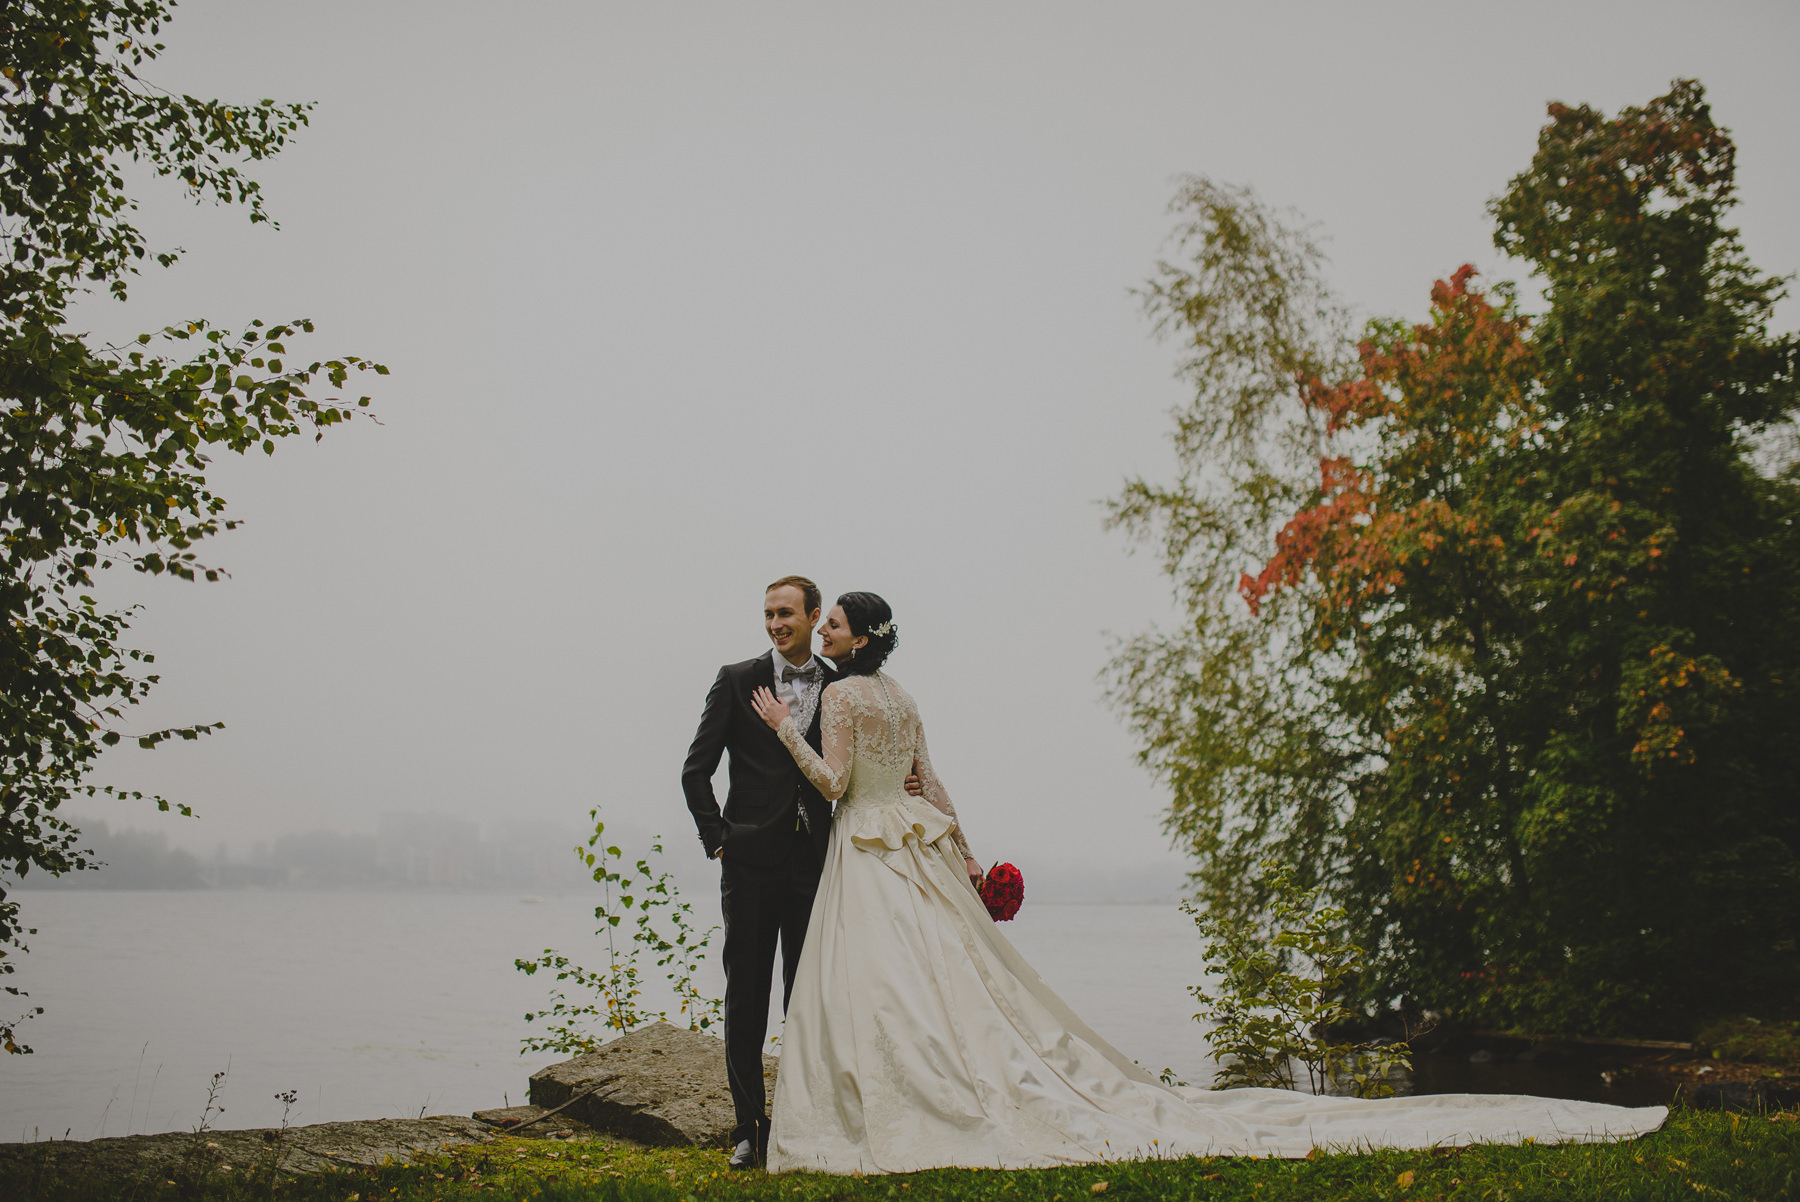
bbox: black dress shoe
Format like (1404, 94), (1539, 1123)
(727, 1138), (759, 1171)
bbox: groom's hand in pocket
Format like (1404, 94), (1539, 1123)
(710, 821), (741, 860)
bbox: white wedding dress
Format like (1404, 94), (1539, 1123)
(767, 671), (1665, 1175)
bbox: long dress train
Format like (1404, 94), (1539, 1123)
(766, 671), (1665, 1175)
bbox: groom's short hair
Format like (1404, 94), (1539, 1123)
(766, 574), (822, 616)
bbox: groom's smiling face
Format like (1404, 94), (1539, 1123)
(764, 585), (821, 664)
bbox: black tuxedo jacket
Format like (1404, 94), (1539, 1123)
(681, 653), (837, 866)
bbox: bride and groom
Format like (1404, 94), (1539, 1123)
(681, 576), (1666, 1176)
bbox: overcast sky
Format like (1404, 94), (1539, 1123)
(69, 0), (1799, 880)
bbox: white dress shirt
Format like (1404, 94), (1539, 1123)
(770, 647), (824, 734)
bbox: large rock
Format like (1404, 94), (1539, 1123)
(528, 1021), (774, 1147)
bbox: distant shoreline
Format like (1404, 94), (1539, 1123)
(7, 882), (1188, 905)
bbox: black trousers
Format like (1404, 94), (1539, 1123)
(720, 840), (821, 1146)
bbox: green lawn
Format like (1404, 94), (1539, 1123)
(2, 1107), (1793, 1202)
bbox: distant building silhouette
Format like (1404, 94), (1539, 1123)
(18, 813), (600, 891)
(14, 820), (206, 890)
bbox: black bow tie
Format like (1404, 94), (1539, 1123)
(782, 663), (821, 684)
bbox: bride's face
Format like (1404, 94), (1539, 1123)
(817, 606), (867, 664)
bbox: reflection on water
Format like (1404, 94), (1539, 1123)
(1324, 1041), (1683, 1109)
(1408, 1052), (1679, 1110)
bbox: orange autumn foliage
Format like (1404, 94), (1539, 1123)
(1239, 266), (1536, 628)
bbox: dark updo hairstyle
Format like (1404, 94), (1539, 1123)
(836, 591), (898, 676)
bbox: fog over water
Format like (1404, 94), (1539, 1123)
(53, 0), (1797, 883)
(2, 893), (1213, 1140)
(7, 0), (1796, 1129)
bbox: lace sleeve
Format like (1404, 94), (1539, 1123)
(776, 682), (854, 801)
(914, 723), (974, 864)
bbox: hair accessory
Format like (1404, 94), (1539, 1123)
(870, 620), (896, 639)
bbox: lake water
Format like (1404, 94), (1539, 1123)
(0, 892), (1218, 1141)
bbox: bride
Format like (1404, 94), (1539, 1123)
(748, 591), (1665, 1175)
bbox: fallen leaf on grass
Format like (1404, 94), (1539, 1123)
(1091, 1183), (1109, 1193)
(1397, 1170), (1415, 1188)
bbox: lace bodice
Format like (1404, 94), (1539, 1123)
(776, 672), (974, 863)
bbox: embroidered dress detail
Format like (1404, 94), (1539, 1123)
(774, 671), (974, 862)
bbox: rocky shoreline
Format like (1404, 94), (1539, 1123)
(3, 1021), (1790, 1184)
(0, 1116), (503, 1182)
(1407, 1027), (1800, 1113)
(0, 1023), (762, 1183)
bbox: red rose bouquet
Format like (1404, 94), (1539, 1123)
(978, 862), (1024, 921)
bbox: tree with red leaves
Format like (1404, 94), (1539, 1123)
(1112, 81), (1799, 1035)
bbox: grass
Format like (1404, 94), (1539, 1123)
(1, 1107), (1794, 1202)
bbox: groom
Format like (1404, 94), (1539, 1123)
(681, 575), (837, 1170)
